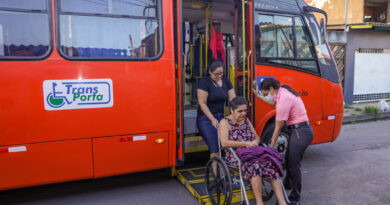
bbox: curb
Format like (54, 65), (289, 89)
(343, 113), (390, 125)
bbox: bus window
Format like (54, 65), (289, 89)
(305, 15), (332, 67)
(58, 0), (162, 59)
(255, 14), (318, 74)
(295, 17), (315, 59)
(0, 0), (50, 58)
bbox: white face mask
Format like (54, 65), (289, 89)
(266, 93), (276, 102)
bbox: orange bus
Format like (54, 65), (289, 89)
(0, 0), (343, 191)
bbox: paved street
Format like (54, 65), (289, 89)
(300, 120), (390, 205)
(0, 121), (389, 205)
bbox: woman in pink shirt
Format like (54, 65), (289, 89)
(253, 78), (313, 205)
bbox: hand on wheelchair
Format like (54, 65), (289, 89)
(245, 141), (258, 148)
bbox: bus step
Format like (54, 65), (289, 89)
(176, 167), (255, 204)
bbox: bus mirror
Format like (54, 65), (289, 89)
(320, 18), (327, 44)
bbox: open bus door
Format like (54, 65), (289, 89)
(175, 1), (261, 203)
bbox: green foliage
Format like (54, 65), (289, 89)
(354, 107), (363, 112)
(364, 106), (379, 115)
(344, 105), (354, 109)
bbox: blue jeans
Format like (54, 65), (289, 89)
(197, 113), (225, 153)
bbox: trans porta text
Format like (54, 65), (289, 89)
(65, 85), (104, 101)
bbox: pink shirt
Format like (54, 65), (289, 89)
(275, 87), (309, 126)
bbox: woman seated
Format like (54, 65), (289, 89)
(219, 96), (288, 205)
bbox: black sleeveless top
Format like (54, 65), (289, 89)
(197, 76), (233, 116)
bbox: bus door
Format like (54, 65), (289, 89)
(253, 8), (326, 144)
(178, 0), (238, 156)
(235, 0), (253, 118)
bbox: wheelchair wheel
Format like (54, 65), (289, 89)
(205, 157), (232, 205)
(261, 179), (274, 201)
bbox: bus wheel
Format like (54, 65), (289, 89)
(205, 157), (232, 205)
(260, 122), (289, 157)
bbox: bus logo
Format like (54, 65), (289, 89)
(43, 79), (114, 110)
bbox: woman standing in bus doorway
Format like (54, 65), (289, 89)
(252, 78), (313, 205)
(197, 61), (236, 161)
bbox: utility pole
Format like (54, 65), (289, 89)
(344, 0), (349, 32)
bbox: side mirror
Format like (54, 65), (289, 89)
(320, 18), (327, 44)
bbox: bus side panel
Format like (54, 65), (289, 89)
(0, 60), (175, 146)
(93, 132), (169, 178)
(333, 114), (343, 141)
(0, 139), (93, 191)
(0, 0), (176, 147)
(310, 116), (334, 144)
(254, 107), (275, 137)
(321, 79), (344, 142)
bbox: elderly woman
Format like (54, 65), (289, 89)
(219, 96), (288, 205)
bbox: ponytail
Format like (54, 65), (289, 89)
(281, 85), (300, 97)
(259, 78), (300, 97)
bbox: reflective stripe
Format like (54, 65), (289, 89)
(8, 146), (27, 153)
(133, 135), (147, 141)
(0, 146), (27, 153)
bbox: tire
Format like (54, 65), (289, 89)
(260, 122), (289, 158)
(205, 157), (233, 205)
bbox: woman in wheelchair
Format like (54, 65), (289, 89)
(219, 96), (288, 205)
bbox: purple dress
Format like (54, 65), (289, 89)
(224, 118), (281, 180)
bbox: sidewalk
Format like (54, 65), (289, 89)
(342, 101), (390, 124)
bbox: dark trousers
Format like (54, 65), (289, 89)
(285, 125), (314, 202)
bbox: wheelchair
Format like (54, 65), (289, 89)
(204, 133), (290, 205)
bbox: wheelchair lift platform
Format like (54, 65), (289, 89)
(176, 167), (255, 204)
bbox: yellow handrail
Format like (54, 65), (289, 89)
(242, 0), (246, 98)
(230, 65), (235, 88)
(205, 6), (209, 72)
(247, 50), (252, 103)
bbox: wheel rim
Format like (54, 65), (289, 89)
(273, 133), (289, 157)
(205, 157), (232, 205)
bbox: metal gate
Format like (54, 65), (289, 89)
(329, 43), (346, 91)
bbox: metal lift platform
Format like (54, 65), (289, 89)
(176, 166), (255, 204)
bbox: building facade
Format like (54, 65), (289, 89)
(308, 0), (390, 104)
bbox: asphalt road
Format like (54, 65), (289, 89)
(0, 120), (389, 205)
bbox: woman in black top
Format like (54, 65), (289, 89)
(197, 61), (236, 160)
